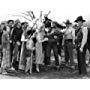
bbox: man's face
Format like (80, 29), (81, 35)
(22, 24), (28, 30)
(77, 21), (83, 27)
(25, 23), (28, 28)
(22, 25), (25, 29)
(66, 24), (70, 28)
(17, 23), (21, 28)
(51, 22), (56, 28)
(8, 21), (14, 27)
(1, 24), (5, 30)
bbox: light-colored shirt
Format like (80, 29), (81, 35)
(80, 26), (88, 49)
(61, 26), (75, 43)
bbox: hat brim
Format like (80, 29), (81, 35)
(75, 19), (86, 22)
(65, 22), (72, 25)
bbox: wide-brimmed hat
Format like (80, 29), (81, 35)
(75, 16), (86, 22)
(64, 20), (72, 25)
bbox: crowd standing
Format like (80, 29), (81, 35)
(0, 13), (90, 78)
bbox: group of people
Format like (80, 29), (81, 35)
(0, 14), (90, 77)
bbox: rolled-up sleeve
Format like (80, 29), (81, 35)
(21, 34), (27, 42)
(81, 27), (88, 49)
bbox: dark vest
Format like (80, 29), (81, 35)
(0, 31), (3, 45)
(75, 28), (83, 48)
(87, 28), (90, 45)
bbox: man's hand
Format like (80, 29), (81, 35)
(10, 40), (12, 43)
(54, 36), (57, 39)
(80, 47), (83, 52)
(16, 41), (20, 46)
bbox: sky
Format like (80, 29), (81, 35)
(0, 0), (90, 24)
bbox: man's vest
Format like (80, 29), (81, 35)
(87, 28), (90, 45)
(75, 28), (83, 48)
(75, 26), (90, 48)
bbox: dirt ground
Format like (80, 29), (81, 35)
(0, 49), (90, 79)
(0, 65), (90, 79)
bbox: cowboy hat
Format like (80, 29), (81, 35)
(75, 16), (86, 22)
(64, 20), (72, 25)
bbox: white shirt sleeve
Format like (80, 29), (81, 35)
(21, 34), (28, 42)
(81, 27), (88, 49)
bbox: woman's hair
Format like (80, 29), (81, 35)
(7, 20), (14, 24)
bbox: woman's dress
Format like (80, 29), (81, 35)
(35, 31), (45, 65)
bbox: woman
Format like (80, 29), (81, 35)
(35, 25), (48, 72)
(19, 23), (34, 74)
(0, 25), (11, 74)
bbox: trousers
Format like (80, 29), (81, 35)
(46, 42), (59, 66)
(77, 44), (87, 75)
(64, 39), (74, 65)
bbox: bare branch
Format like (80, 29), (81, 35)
(45, 11), (51, 17)
(39, 11), (43, 22)
(47, 11), (51, 15)
(31, 18), (39, 29)
(26, 11), (34, 20)
(31, 11), (36, 19)
(12, 15), (32, 22)
(21, 12), (29, 16)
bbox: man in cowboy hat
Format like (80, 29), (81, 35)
(75, 16), (88, 76)
(61, 20), (75, 68)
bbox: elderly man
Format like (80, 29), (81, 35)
(61, 20), (75, 67)
(75, 16), (88, 76)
